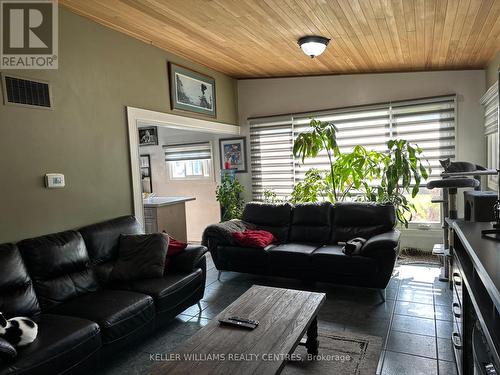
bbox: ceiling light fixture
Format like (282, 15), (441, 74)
(298, 36), (330, 58)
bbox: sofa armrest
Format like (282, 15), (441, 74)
(169, 245), (208, 273)
(361, 229), (401, 258)
(201, 219), (254, 249)
(0, 337), (17, 362)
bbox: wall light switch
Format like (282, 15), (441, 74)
(45, 173), (65, 188)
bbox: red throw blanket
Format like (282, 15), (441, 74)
(232, 230), (276, 248)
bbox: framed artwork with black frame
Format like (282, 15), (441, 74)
(138, 126), (158, 146)
(219, 137), (247, 173)
(168, 63), (216, 118)
(140, 155), (152, 194)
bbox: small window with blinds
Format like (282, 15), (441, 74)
(164, 142), (213, 180)
(250, 95), (456, 224)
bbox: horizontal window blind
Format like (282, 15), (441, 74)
(249, 95), (456, 201)
(482, 82), (499, 190)
(392, 96), (456, 179)
(250, 115), (294, 199)
(293, 104), (391, 181)
(164, 142), (212, 161)
(481, 82), (498, 136)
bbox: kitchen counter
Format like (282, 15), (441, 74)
(143, 196), (196, 208)
(142, 196), (195, 242)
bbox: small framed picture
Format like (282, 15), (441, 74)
(138, 126), (158, 146)
(219, 137), (247, 173)
(168, 63), (216, 117)
(140, 155), (152, 193)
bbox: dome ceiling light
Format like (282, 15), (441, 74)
(298, 36), (330, 58)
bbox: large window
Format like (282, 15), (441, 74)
(164, 142), (212, 180)
(250, 95), (456, 224)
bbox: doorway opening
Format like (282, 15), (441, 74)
(127, 107), (240, 243)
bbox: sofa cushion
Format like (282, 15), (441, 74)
(17, 231), (98, 311)
(333, 203), (395, 242)
(47, 290), (154, 345)
(0, 314), (101, 375)
(218, 245), (270, 270)
(289, 202), (332, 244)
(110, 234), (168, 282)
(242, 202), (292, 242)
(0, 244), (40, 317)
(79, 216), (143, 284)
(267, 243), (319, 269)
(0, 338), (16, 361)
(111, 269), (204, 315)
(311, 245), (378, 275)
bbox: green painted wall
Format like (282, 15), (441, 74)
(486, 51), (500, 87)
(0, 8), (238, 243)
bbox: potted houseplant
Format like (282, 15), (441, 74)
(292, 119), (430, 227)
(215, 173), (245, 221)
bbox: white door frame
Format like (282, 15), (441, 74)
(126, 106), (240, 225)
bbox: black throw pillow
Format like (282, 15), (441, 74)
(0, 337), (17, 361)
(111, 234), (168, 281)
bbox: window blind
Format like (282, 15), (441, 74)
(293, 104), (391, 181)
(391, 96), (456, 179)
(249, 95), (456, 200)
(164, 142), (212, 161)
(481, 82), (498, 136)
(481, 82), (499, 190)
(250, 115), (294, 199)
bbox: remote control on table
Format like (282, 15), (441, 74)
(218, 316), (259, 330)
(228, 316), (259, 326)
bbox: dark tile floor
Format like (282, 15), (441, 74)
(97, 255), (458, 375)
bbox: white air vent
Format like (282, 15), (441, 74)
(1, 74), (52, 109)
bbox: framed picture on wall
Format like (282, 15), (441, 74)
(168, 63), (216, 117)
(138, 126), (158, 146)
(219, 137), (247, 173)
(140, 155), (153, 193)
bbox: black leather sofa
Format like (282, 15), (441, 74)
(204, 202), (400, 294)
(0, 215), (207, 375)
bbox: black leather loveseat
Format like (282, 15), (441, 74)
(0, 215), (207, 375)
(203, 202), (400, 296)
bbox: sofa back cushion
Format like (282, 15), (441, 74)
(79, 215), (143, 284)
(0, 243), (41, 317)
(242, 202), (292, 242)
(110, 233), (168, 281)
(289, 202), (332, 244)
(333, 202), (395, 243)
(18, 231), (98, 311)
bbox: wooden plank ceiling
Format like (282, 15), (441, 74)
(60, 0), (500, 78)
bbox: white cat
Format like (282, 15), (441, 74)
(0, 312), (38, 347)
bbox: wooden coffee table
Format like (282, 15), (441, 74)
(153, 285), (325, 375)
